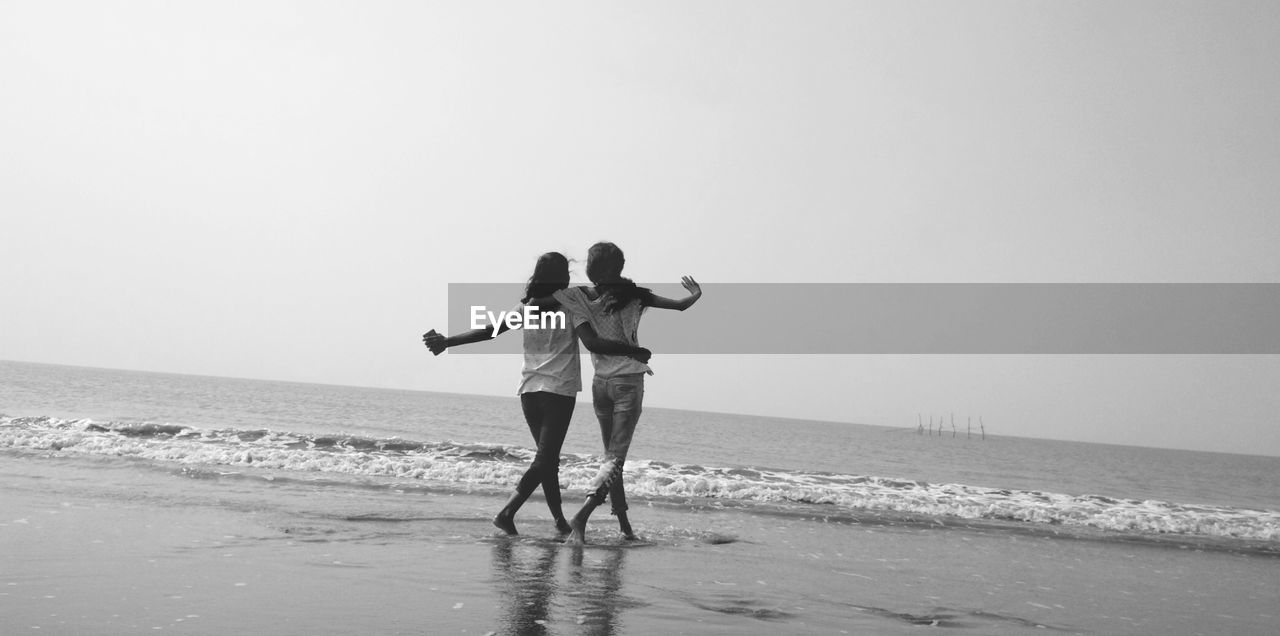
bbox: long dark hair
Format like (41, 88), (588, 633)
(586, 242), (651, 313)
(522, 252), (571, 305)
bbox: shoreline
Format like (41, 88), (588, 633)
(4, 454), (1279, 635)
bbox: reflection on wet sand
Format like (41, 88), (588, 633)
(567, 546), (626, 635)
(490, 540), (637, 635)
(491, 540), (558, 634)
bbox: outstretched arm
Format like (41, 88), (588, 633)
(575, 323), (651, 364)
(422, 323), (511, 356)
(645, 276), (702, 311)
(422, 298), (569, 355)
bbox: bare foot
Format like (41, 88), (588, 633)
(492, 511), (517, 535)
(617, 512), (636, 540)
(566, 516), (587, 545)
(554, 518), (573, 535)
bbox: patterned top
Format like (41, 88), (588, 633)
(552, 287), (653, 379)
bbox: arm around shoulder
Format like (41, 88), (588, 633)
(574, 323), (651, 363)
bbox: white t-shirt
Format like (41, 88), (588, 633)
(553, 287), (653, 379)
(514, 304), (582, 396)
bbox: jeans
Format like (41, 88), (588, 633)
(586, 373), (644, 514)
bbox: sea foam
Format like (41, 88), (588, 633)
(4, 416), (1278, 542)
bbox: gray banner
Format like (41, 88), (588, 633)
(444, 283), (1280, 354)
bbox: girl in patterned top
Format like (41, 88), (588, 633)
(550, 242), (701, 544)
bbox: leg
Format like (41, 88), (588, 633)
(493, 392), (561, 535)
(566, 499), (598, 546)
(567, 456), (620, 545)
(604, 375), (643, 539)
(570, 375), (644, 543)
(567, 377), (614, 545)
(570, 460), (636, 544)
(611, 477), (636, 540)
(532, 393), (574, 533)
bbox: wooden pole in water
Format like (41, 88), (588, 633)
(967, 416), (971, 439)
(980, 416), (986, 440)
(918, 413), (924, 435)
(951, 412), (956, 437)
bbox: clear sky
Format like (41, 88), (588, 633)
(3, 1), (1279, 456)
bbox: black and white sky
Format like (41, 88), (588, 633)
(3, 1), (1279, 455)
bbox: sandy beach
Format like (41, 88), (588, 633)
(5, 0), (1280, 632)
(4, 450), (1277, 636)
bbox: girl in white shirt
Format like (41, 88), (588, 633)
(424, 252), (592, 535)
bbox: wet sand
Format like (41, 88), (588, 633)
(2, 456), (1278, 635)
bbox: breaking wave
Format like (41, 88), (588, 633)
(4, 415), (1277, 543)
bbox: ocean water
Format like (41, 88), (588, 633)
(3, 360), (1280, 634)
(3, 360), (1277, 546)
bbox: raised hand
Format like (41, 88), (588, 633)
(680, 276), (701, 298)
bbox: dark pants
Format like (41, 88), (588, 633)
(515, 391), (576, 511)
